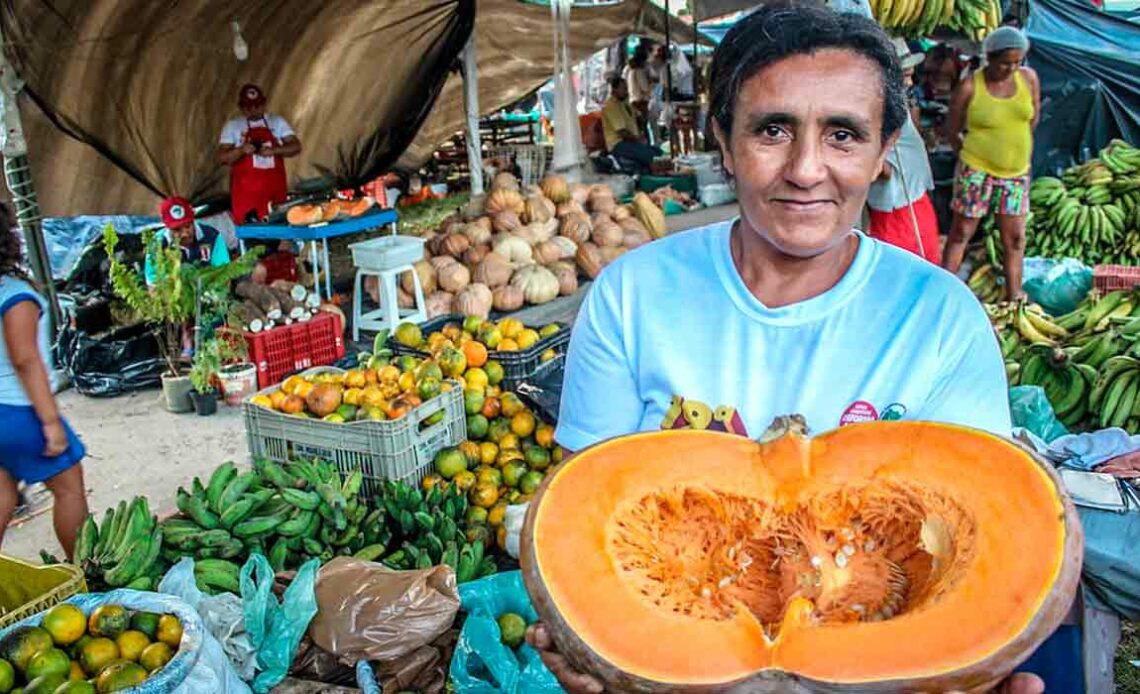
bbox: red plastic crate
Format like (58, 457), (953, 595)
(244, 312), (345, 389)
(1093, 265), (1140, 292)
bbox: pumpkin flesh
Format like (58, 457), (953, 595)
(522, 423), (1081, 692)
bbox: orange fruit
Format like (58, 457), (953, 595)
(78, 637), (119, 677)
(281, 375), (304, 395)
(156, 615), (183, 649)
(462, 341), (488, 368)
(268, 390), (288, 409)
(516, 329), (540, 350)
(465, 367), (489, 392)
(481, 397), (502, 419)
(479, 442), (499, 466)
(510, 411), (536, 438)
(453, 470), (477, 491)
(498, 339), (519, 352)
(500, 393), (525, 418)
(422, 474), (445, 491)
(484, 361), (505, 386)
(42, 604), (87, 647)
(470, 482), (500, 509)
(394, 322), (424, 348)
(498, 318), (524, 340)
(139, 642), (174, 673)
(88, 605), (128, 639)
(535, 424), (556, 449)
(498, 433), (520, 452)
(487, 501), (509, 527)
(115, 631), (150, 662)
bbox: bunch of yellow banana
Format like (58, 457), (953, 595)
(869, 0), (998, 39)
(967, 263), (1005, 303)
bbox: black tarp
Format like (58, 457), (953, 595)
(1027, 0), (1140, 174)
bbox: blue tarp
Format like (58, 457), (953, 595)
(42, 215), (157, 280)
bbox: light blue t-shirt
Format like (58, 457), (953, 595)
(555, 221), (1011, 451)
(0, 276), (54, 406)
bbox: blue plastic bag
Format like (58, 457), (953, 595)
(450, 571), (561, 694)
(1010, 385), (1070, 443)
(1022, 256), (1093, 317)
(0, 588), (250, 693)
(240, 554), (320, 694)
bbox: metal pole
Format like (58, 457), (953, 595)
(0, 39), (61, 333)
(461, 36), (485, 197)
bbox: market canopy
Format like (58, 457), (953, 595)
(1, 0), (708, 218)
(1027, 0), (1140, 174)
(687, 0), (761, 21)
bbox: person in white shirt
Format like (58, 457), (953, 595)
(216, 84), (302, 225)
(622, 44), (653, 138)
(527, 4), (1042, 693)
(216, 84), (303, 284)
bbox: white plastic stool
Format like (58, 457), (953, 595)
(352, 265), (427, 342)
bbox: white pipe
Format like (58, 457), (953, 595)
(462, 36), (485, 196)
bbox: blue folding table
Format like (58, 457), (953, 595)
(235, 207), (399, 302)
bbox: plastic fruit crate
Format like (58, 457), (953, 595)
(0, 554), (87, 628)
(349, 235), (425, 272)
(386, 313), (571, 390)
(243, 368), (466, 500)
(1093, 265), (1140, 292)
(244, 312), (346, 390)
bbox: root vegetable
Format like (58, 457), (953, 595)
(235, 280), (283, 320)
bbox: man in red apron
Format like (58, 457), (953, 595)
(217, 84), (302, 283)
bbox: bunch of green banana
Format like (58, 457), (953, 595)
(1018, 344), (1097, 428)
(870, 0), (998, 40)
(377, 479), (496, 583)
(160, 457), (373, 594)
(986, 140), (1140, 267)
(967, 263), (1005, 304)
(71, 496), (164, 591)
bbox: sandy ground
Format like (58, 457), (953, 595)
(4, 389), (248, 560)
(3, 203), (745, 561)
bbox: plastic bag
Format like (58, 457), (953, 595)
(241, 554), (320, 693)
(503, 504), (528, 561)
(160, 558), (258, 681)
(307, 558), (460, 663)
(65, 322), (166, 397)
(1010, 385), (1070, 443)
(1022, 256), (1093, 317)
(0, 588), (250, 694)
(355, 628), (458, 694)
(450, 571), (561, 694)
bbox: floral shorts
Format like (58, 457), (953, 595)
(951, 162), (1030, 219)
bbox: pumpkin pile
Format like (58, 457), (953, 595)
(248, 358), (456, 424)
(521, 419), (1083, 693)
(399, 175), (666, 318)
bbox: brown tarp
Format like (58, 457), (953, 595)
(2, 0), (706, 217)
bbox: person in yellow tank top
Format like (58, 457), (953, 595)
(941, 26), (1040, 300)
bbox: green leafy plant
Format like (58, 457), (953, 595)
(103, 224), (261, 377)
(189, 331), (247, 394)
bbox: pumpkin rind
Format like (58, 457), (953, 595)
(521, 422), (1082, 693)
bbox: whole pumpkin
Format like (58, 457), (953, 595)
(438, 263), (471, 293)
(492, 171), (520, 191)
(425, 291), (455, 319)
(492, 211), (523, 235)
(556, 200), (585, 219)
(428, 255), (457, 273)
(540, 175), (571, 204)
(492, 285), (525, 312)
(486, 188), (525, 217)
(510, 264), (560, 305)
(570, 182), (591, 206)
(456, 283), (493, 318)
(437, 232), (470, 258)
(533, 239), (564, 266)
(591, 221), (624, 248)
(525, 195), (553, 225)
(473, 252), (513, 288)
(492, 234), (534, 266)
(560, 214), (592, 244)
(576, 242), (604, 280)
(401, 260), (437, 295)
(462, 222), (492, 247)
(612, 205), (632, 222)
(463, 245), (491, 267)
(547, 261), (579, 296)
(521, 420), (1083, 693)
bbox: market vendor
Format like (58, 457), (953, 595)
(527, 4), (1041, 693)
(601, 76), (661, 174)
(865, 39), (940, 263)
(941, 27), (1039, 300)
(144, 196), (231, 286)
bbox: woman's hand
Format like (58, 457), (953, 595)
(527, 621), (1043, 694)
(42, 420), (68, 457)
(526, 623), (602, 694)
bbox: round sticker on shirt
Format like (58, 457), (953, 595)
(839, 400), (879, 426)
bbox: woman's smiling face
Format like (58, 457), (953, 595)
(716, 49), (897, 259)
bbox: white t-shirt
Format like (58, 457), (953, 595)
(554, 221), (1011, 451)
(218, 114), (295, 147)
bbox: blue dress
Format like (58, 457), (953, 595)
(0, 276), (85, 483)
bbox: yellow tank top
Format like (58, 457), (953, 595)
(960, 69), (1035, 178)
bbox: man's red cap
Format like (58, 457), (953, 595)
(159, 197), (195, 229)
(238, 83), (266, 108)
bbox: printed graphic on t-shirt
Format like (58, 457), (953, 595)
(839, 400), (908, 426)
(659, 395), (750, 437)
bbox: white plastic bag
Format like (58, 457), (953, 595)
(503, 503), (529, 560)
(160, 558), (258, 687)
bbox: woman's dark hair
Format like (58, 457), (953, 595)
(609, 75), (626, 91)
(0, 202), (30, 282)
(708, 0), (907, 146)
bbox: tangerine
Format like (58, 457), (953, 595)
(462, 341), (488, 368)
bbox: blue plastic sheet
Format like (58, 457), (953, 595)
(0, 588), (249, 693)
(1022, 256), (1093, 317)
(43, 215), (156, 280)
(450, 571), (560, 694)
(1078, 505), (1140, 620)
(240, 554), (320, 694)
(1010, 385), (1070, 443)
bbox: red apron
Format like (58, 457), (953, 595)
(230, 118), (288, 224)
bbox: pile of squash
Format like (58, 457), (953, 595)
(521, 419), (1083, 693)
(400, 175), (666, 318)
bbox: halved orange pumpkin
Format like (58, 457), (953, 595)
(521, 418), (1082, 693)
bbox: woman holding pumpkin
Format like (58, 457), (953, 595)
(528, 4), (1041, 693)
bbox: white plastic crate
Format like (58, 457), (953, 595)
(349, 235), (425, 273)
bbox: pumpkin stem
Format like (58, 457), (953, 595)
(757, 415), (810, 443)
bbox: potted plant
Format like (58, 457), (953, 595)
(188, 340), (222, 416)
(103, 224), (259, 413)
